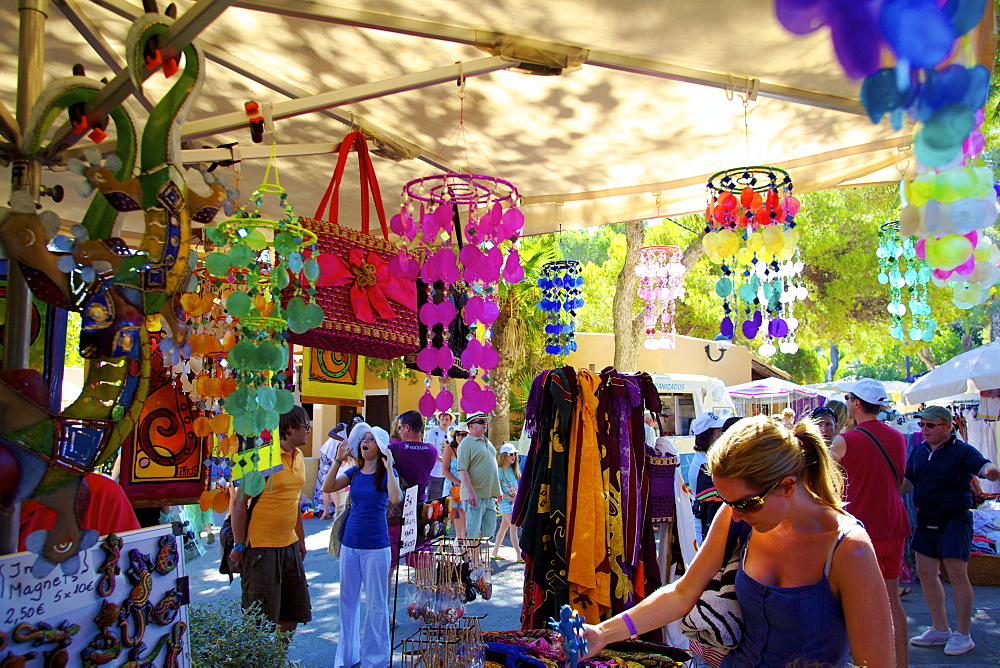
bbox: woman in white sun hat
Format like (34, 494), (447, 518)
(323, 422), (402, 668)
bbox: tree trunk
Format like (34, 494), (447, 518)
(825, 342), (839, 382)
(961, 330), (975, 351)
(917, 345), (936, 370)
(990, 296), (1000, 342)
(487, 295), (517, 445)
(490, 362), (512, 446)
(446, 377), (459, 412)
(387, 377), (399, 420)
(613, 220), (645, 371)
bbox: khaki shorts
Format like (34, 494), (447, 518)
(241, 543), (312, 625)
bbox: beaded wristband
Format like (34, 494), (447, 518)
(621, 612), (638, 639)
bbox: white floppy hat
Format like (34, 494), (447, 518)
(348, 422), (391, 458)
(840, 378), (891, 407)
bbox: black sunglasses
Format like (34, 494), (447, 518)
(468, 419), (488, 425)
(455, 431), (469, 437)
(719, 479), (783, 514)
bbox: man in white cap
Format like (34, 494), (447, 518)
(903, 405), (1000, 656)
(830, 378), (909, 667)
(456, 411), (502, 541)
(688, 412), (725, 540)
(425, 411), (455, 500)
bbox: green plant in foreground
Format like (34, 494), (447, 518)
(188, 599), (296, 667)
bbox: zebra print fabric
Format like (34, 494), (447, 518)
(680, 537), (744, 664)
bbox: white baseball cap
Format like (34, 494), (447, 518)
(690, 412), (726, 436)
(499, 443), (518, 455)
(840, 379), (891, 407)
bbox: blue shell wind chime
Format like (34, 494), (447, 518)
(537, 260), (584, 354)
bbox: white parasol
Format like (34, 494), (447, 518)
(902, 341), (1000, 404)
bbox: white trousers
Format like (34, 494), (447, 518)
(336, 545), (392, 668)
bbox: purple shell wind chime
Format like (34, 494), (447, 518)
(390, 174), (525, 417)
(636, 245), (687, 350)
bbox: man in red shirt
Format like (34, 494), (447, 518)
(830, 378), (910, 668)
(18, 472), (140, 552)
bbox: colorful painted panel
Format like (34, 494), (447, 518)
(118, 333), (207, 506)
(301, 348), (365, 403)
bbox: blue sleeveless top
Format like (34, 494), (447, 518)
(721, 514), (860, 668)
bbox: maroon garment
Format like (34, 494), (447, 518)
(840, 420), (911, 540)
(389, 440), (438, 502)
(645, 448), (677, 523)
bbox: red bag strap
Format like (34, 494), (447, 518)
(313, 131), (389, 238)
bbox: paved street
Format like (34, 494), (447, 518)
(186, 517), (1000, 666)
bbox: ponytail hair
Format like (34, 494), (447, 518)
(707, 415), (845, 511)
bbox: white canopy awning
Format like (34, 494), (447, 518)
(2, 1), (994, 239)
(728, 377), (821, 398)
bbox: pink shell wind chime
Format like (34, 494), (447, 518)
(636, 245), (687, 350)
(391, 174), (525, 417)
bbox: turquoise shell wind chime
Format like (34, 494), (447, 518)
(877, 221), (936, 343)
(775, 0), (1000, 312)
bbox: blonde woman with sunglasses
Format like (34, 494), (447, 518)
(581, 416), (894, 667)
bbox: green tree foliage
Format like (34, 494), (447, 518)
(65, 311), (83, 368)
(772, 348), (826, 383)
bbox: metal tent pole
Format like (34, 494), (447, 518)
(2, 0), (49, 556)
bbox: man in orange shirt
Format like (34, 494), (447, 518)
(229, 406), (312, 636)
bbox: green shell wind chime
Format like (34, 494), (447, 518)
(193, 150), (321, 494)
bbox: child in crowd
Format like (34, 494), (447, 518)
(492, 443), (521, 561)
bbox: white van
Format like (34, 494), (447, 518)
(650, 373), (736, 455)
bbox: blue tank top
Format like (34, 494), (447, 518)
(721, 514), (860, 668)
(341, 466), (390, 550)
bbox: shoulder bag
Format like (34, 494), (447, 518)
(680, 521), (750, 667)
(328, 498), (352, 557)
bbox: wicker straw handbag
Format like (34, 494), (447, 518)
(285, 131), (419, 358)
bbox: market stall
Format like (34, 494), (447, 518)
(0, 1), (997, 666)
(726, 377), (826, 420)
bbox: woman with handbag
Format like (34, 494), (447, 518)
(323, 422), (402, 668)
(579, 415), (894, 667)
(442, 423), (468, 539)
